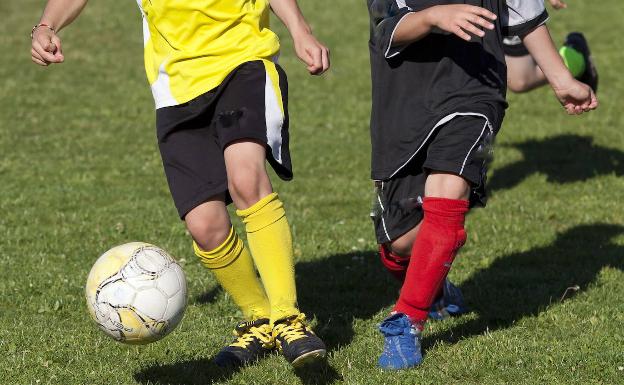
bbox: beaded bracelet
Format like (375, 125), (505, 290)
(31, 23), (55, 39)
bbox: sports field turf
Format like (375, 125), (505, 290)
(1, 1), (623, 384)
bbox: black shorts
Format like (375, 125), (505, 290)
(503, 35), (530, 57)
(371, 115), (495, 244)
(156, 60), (291, 219)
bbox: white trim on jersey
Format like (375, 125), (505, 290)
(151, 63), (178, 110)
(264, 71), (284, 164)
(459, 119), (491, 175)
(141, 17), (150, 46)
(385, 1), (413, 59)
(389, 112), (491, 179)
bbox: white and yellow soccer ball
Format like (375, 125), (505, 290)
(85, 242), (187, 344)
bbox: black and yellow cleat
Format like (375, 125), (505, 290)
(273, 313), (326, 367)
(214, 318), (274, 368)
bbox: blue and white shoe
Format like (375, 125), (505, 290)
(377, 313), (423, 370)
(429, 279), (468, 321)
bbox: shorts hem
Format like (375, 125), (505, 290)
(423, 159), (481, 186)
(375, 210), (424, 244)
(176, 182), (229, 220)
(220, 134), (293, 181)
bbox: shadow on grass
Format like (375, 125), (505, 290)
(134, 358), (240, 385)
(294, 250), (399, 350)
(135, 251), (392, 384)
(293, 360), (343, 385)
(489, 135), (624, 192)
(425, 223), (624, 347)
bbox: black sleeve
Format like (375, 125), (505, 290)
(368, 0), (413, 58)
(502, 0), (549, 37)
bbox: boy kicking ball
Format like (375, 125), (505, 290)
(32, 0), (329, 368)
(367, 0), (597, 369)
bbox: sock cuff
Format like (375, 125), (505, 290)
(380, 244), (410, 264)
(236, 192), (286, 233)
(193, 227), (243, 269)
(423, 197), (468, 216)
(236, 192), (279, 218)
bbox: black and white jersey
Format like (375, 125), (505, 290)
(368, 0), (548, 180)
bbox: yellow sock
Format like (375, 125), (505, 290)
(193, 227), (270, 320)
(236, 193), (299, 324)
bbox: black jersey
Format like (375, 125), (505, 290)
(368, 0), (548, 180)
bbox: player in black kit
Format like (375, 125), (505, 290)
(367, 0), (598, 369)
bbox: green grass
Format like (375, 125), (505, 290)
(1, 1), (623, 384)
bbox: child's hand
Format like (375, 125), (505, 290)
(548, 0), (568, 10)
(292, 31), (330, 75)
(426, 5), (497, 41)
(31, 26), (64, 66)
(553, 79), (598, 115)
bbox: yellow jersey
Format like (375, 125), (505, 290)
(136, 0), (281, 109)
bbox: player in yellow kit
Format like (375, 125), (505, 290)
(31, 0), (330, 368)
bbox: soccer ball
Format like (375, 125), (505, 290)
(85, 242), (187, 344)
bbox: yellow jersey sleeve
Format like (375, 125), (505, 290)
(136, 0), (281, 109)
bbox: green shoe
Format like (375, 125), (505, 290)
(563, 32), (598, 92)
(214, 318), (274, 367)
(273, 313), (326, 367)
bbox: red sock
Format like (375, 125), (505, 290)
(394, 197), (469, 323)
(380, 244), (447, 301)
(379, 244), (410, 281)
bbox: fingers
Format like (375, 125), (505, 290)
(321, 46), (330, 74)
(469, 6), (497, 22)
(31, 48), (48, 66)
(459, 20), (487, 38)
(453, 25), (473, 41)
(31, 29), (63, 65)
(50, 34), (64, 62)
(451, 7), (496, 41)
(306, 46), (323, 75)
(32, 39), (57, 63)
(304, 44), (330, 75)
(470, 14), (496, 30)
(588, 90), (599, 110)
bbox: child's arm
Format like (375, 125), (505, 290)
(523, 25), (598, 114)
(392, 5), (497, 45)
(31, 0), (88, 66)
(269, 0), (330, 75)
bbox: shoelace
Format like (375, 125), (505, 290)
(273, 313), (310, 343)
(230, 321), (273, 349)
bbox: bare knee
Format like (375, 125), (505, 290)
(224, 140), (273, 209)
(425, 172), (471, 200)
(389, 238), (413, 257)
(389, 224), (420, 256)
(185, 199), (231, 250)
(507, 77), (531, 93)
(227, 165), (272, 209)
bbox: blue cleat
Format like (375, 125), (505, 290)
(377, 313), (422, 370)
(429, 279), (468, 320)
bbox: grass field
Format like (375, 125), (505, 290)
(2, 1), (624, 384)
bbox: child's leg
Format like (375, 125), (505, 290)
(186, 195), (270, 321)
(393, 172), (470, 325)
(505, 33), (597, 93)
(506, 54), (547, 93)
(380, 224), (419, 281)
(224, 140), (299, 323)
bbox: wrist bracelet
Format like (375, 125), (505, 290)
(31, 23), (55, 39)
